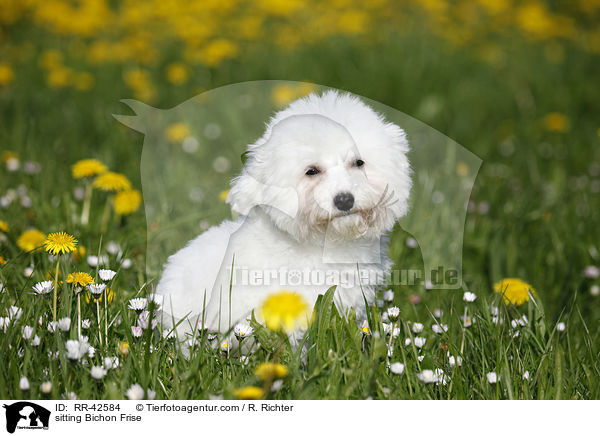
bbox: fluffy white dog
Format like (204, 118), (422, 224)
(157, 90), (411, 337)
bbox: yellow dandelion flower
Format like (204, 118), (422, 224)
(165, 122), (191, 143)
(233, 386), (264, 400)
(271, 84), (297, 107)
(71, 158), (107, 179)
(17, 229), (46, 252)
(456, 162), (469, 177)
(0, 220), (9, 232)
(39, 50), (63, 69)
(72, 245), (86, 262)
(113, 189), (142, 215)
(1, 151), (18, 163)
(46, 66), (72, 88)
(66, 272), (94, 287)
(0, 63), (15, 86)
(166, 62), (189, 85)
(93, 172), (132, 192)
(200, 39), (238, 67)
(74, 71), (94, 91)
(544, 112), (570, 132)
(0, 255), (7, 265)
(254, 362), (289, 380)
(85, 287), (115, 304)
(219, 189), (230, 203)
(44, 232), (78, 255)
(494, 278), (536, 306)
(118, 341), (129, 355)
(260, 290), (310, 331)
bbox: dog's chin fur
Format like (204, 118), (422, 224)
(156, 90), (412, 341)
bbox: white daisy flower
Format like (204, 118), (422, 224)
(126, 383), (145, 400)
(138, 311), (157, 329)
(389, 362), (405, 375)
(121, 258), (132, 269)
(22, 325), (34, 340)
(40, 381), (52, 394)
(87, 255), (108, 267)
(0, 316), (10, 331)
(491, 306), (499, 316)
(148, 294), (163, 309)
(387, 306), (400, 321)
(418, 355), (425, 362)
(590, 285), (600, 296)
(147, 389), (156, 400)
(406, 237), (418, 248)
(98, 269), (117, 281)
(461, 315), (473, 327)
(233, 322), (254, 339)
(220, 340), (230, 352)
(413, 337), (426, 348)
(434, 368), (449, 385)
(486, 372), (498, 384)
(131, 326), (143, 337)
(449, 355), (463, 367)
(271, 380), (283, 392)
(383, 289), (394, 302)
(584, 265), (599, 279)
(65, 338), (89, 360)
(556, 322), (566, 332)
(128, 298), (147, 311)
(433, 308), (443, 318)
(81, 319), (91, 329)
(361, 320), (371, 335)
(91, 366), (106, 380)
(31, 335), (41, 346)
(19, 376), (30, 390)
(23, 266), (34, 278)
(432, 323), (448, 334)
(404, 338), (411, 346)
(104, 356), (119, 370)
(88, 346), (95, 358)
(57, 317), (71, 331)
(8, 306), (22, 320)
(511, 315), (529, 329)
(523, 371), (530, 380)
(411, 322), (424, 333)
(382, 323), (397, 337)
(463, 291), (477, 302)
(106, 241), (120, 255)
(417, 370), (435, 383)
(88, 283), (106, 295)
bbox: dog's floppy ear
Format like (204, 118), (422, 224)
(227, 169), (299, 218)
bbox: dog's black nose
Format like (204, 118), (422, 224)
(333, 192), (354, 211)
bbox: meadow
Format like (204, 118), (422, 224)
(1, 0), (600, 400)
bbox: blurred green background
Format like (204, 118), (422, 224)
(1, 0), (599, 322)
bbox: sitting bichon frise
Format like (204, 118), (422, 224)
(157, 90), (411, 338)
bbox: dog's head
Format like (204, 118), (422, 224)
(227, 91), (411, 242)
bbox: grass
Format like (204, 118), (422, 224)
(1, 27), (600, 399)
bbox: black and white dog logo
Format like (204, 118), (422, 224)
(3, 402), (51, 433)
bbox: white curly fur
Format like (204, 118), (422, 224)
(156, 90), (411, 338)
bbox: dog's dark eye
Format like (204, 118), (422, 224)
(353, 159), (365, 168)
(305, 167), (320, 176)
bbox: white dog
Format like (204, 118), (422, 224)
(156, 90), (411, 337)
